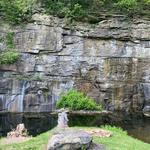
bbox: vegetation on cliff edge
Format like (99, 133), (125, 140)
(0, 31), (20, 65)
(0, 0), (150, 25)
(0, 51), (20, 65)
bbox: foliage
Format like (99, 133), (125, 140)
(0, 126), (150, 150)
(56, 90), (102, 111)
(0, 0), (150, 25)
(0, 31), (20, 65)
(63, 3), (85, 24)
(0, 0), (38, 25)
(0, 51), (20, 65)
(116, 0), (138, 10)
(115, 0), (139, 16)
(5, 32), (14, 49)
(42, 1), (85, 24)
(144, 0), (150, 4)
(41, 0), (150, 20)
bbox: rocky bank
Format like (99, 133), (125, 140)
(0, 14), (150, 114)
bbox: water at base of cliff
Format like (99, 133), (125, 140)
(0, 112), (150, 144)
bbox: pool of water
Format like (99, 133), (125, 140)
(0, 112), (150, 144)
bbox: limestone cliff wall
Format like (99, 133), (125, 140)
(0, 14), (150, 113)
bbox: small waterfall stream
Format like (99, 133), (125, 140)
(143, 83), (150, 101)
(0, 81), (28, 112)
(18, 81), (27, 112)
(143, 83), (150, 116)
(7, 95), (18, 111)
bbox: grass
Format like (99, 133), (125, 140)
(94, 126), (150, 150)
(0, 126), (149, 150)
(0, 131), (51, 150)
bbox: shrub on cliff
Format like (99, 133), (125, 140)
(42, 0), (150, 19)
(56, 90), (102, 111)
(116, 0), (138, 10)
(0, 51), (20, 65)
(0, 0), (38, 25)
(1, 0), (150, 25)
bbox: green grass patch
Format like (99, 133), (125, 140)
(0, 131), (50, 150)
(94, 125), (150, 150)
(0, 126), (149, 150)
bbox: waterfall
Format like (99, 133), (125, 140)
(7, 95), (17, 111)
(143, 83), (150, 116)
(143, 83), (150, 102)
(19, 81), (27, 112)
(3, 81), (27, 112)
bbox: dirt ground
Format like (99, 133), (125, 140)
(0, 136), (31, 145)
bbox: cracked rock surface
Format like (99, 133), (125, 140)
(0, 14), (150, 114)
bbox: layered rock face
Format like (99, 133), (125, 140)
(0, 14), (150, 113)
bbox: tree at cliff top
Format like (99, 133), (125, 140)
(0, 0), (150, 25)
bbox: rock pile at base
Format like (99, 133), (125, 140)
(86, 129), (112, 137)
(7, 123), (28, 138)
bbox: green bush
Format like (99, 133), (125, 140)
(0, 51), (20, 65)
(42, 0), (150, 21)
(43, 1), (86, 23)
(69, 3), (85, 20)
(1, 0), (150, 25)
(63, 3), (86, 24)
(144, 0), (150, 4)
(0, 0), (38, 25)
(56, 90), (102, 111)
(116, 0), (138, 11)
(5, 32), (14, 49)
(0, 31), (20, 65)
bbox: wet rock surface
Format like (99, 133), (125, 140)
(0, 14), (150, 113)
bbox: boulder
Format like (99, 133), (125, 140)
(47, 129), (92, 150)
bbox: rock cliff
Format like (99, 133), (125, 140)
(0, 14), (150, 114)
